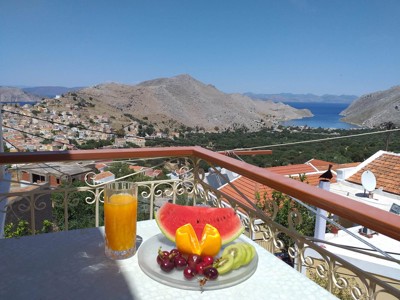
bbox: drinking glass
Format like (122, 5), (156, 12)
(104, 181), (138, 260)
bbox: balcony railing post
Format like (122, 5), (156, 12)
(172, 181), (177, 204)
(95, 188), (99, 228)
(327, 259), (334, 294)
(149, 182), (155, 220)
(30, 194), (36, 235)
(63, 190), (69, 231)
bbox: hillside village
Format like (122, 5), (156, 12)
(1, 97), (302, 153)
(1, 100), (165, 152)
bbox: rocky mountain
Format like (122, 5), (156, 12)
(65, 74), (312, 132)
(0, 87), (41, 103)
(340, 86), (400, 128)
(245, 92), (357, 104)
(22, 86), (84, 98)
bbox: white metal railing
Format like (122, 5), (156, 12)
(0, 148), (399, 299)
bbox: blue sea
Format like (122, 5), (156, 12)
(281, 102), (358, 129)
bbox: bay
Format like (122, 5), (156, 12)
(281, 102), (358, 129)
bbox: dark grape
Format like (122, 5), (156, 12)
(183, 266), (196, 279)
(174, 256), (187, 270)
(203, 267), (219, 280)
(160, 259), (174, 272)
(202, 255), (214, 266)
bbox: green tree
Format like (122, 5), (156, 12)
(256, 187), (316, 254)
(52, 181), (103, 230)
(106, 162), (135, 178)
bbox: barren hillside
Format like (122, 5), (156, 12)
(341, 85), (400, 127)
(62, 74), (312, 132)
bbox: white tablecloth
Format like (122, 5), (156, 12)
(0, 220), (337, 299)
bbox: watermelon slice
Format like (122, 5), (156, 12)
(155, 203), (244, 245)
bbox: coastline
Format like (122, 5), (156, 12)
(279, 102), (359, 129)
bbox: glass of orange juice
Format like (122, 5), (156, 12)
(104, 181), (138, 260)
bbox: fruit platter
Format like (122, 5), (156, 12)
(137, 203), (258, 291)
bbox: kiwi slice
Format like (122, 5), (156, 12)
(214, 255), (234, 275)
(240, 243), (256, 265)
(239, 243), (252, 265)
(248, 244), (256, 261)
(222, 244), (246, 269)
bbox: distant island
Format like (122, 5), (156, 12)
(0, 86), (83, 102)
(22, 86), (84, 98)
(244, 92), (358, 104)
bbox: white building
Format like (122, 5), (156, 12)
(310, 150), (400, 282)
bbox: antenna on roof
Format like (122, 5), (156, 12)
(361, 170), (376, 198)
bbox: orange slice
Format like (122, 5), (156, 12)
(200, 224), (222, 257)
(175, 223), (222, 257)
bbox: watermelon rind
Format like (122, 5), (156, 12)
(155, 203), (244, 245)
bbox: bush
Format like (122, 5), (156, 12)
(4, 219), (52, 238)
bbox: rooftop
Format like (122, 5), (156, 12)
(324, 225), (400, 280)
(347, 151), (400, 195)
(18, 162), (93, 176)
(219, 159), (344, 209)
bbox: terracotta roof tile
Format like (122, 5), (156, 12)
(220, 176), (275, 210)
(266, 164), (316, 175)
(220, 164), (337, 210)
(95, 163), (107, 170)
(306, 159), (333, 169)
(347, 153), (400, 195)
(93, 171), (114, 181)
(129, 165), (144, 171)
(290, 173), (336, 186)
(306, 159), (360, 172)
(332, 162), (360, 169)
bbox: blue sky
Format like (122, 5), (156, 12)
(1, 0), (399, 96)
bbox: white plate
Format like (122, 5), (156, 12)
(137, 233), (258, 291)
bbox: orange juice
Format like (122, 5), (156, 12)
(105, 193), (137, 252)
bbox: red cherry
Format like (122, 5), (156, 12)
(187, 254), (202, 268)
(183, 266), (197, 280)
(195, 262), (208, 275)
(202, 255), (214, 266)
(174, 256), (187, 270)
(157, 249), (170, 265)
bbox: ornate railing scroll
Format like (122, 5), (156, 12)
(1, 189), (51, 235)
(191, 156), (400, 300)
